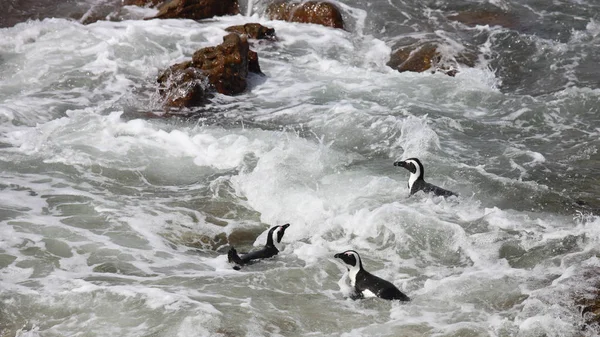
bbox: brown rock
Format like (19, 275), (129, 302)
(387, 44), (441, 73)
(225, 23), (276, 40)
(178, 232), (228, 250)
(192, 33), (250, 95)
(387, 43), (477, 76)
(448, 10), (518, 29)
(157, 33), (253, 108)
(153, 0), (240, 20)
(267, 1), (344, 29)
(123, 0), (164, 7)
(157, 60), (208, 108)
(227, 227), (264, 247)
(247, 50), (262, 74)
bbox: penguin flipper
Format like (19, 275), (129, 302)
(227, 247), (244, 270)
(349, 287), (364, 301)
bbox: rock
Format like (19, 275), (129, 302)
(157, 60), (208, 108)
(387, 43), (477, 76)
(247, 50), (262, 75)
(573, 269), (600, 329)
(225, 23), (276, 40)
(227, 227), (265, 247)
(447, 10), (518, 29)
(180, 232), (228, 250)
(192, 33), (250, 95)
(153, 0), (240, 20)
(224, 23), (273, 75)
(388, 43), (441, 73)
(157, 33), (253, 108)
(123, 0), (164, 7)
(267, 1), (344, 29)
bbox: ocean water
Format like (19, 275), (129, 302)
(1, 0), (600, 336)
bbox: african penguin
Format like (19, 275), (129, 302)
(394, 158), (457, 197)
(227, 223), (290, 270)
(334, 250), (410, 301)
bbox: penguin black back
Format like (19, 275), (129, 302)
(228, 223), (290, 270)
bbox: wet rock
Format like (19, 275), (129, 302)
(152, 0), (240, 20)
(247, 50), (262, 75)
(192, 33), (250, 94)
(224, 23), (273, 75)
(387, 43), (477, 76)
(122, 0), (164, 7)
(225, 23), (276, 40)
(157, 33), (253, 108)
(179, 232), (228, 250)
(388, 43), (441, 73)
(92, 261), (152, 276)
(157, 61), (209, 108)
(227, 227), (265, 247)
(573, 269), (600, 329)
(267, 1), (344, 29)
(447, 10), (518, 29)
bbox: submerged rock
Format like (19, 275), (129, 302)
(177, 232), (228, 250)
(388, 43), (441, 74)
(157, 33), (254, 108)
(225, 23), (276, 40)
(157, 61), (208, 108)
(122, 0), (164, 7)
(152, 0), (240, 20)
(447, 10), (518, 29)
(267, 1), (344, 29)
(247, 50), (263, 75)
(387, 42), (477, 76)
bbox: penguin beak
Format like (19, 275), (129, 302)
(334, 253), (341, 259)
(282, 223), (290, 230)
(394, 161), (406, 167)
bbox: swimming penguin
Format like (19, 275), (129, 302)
(227, 223), (290, 270)
(334, 250), (410, 301)
(394, 158), (457, 197)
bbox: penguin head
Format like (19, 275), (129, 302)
(394, 158), (423, 177)
(394, 158), (424, 189)
(266, 223), (290, 251)
(334, 250), (363, 272)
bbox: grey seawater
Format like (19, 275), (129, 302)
(1, 0), (600, 336)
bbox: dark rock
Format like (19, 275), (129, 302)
(157, 60), (208, 108)
(153, 0), (240, 20)
(247, 50), (262, 75)
(572, 269), (600, 329)
(267, 1), (344, 29)
(224, 23), (272, 75)
(192, 33), (249, 95)
(227, 227), (264, 247)
(179, 232), (228, 250)
(157, 33), (253, 108)
(387, 43), (477, 76)
(388, 43), (441, 73)
(123, 0), (164, 7)
(448, 10), (518, 29)
(225, 23), (276, 40)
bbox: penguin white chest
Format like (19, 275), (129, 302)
(348, 268), (359, 287)
(408, 172), (418, 191)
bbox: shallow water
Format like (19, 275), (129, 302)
(1, 0), (600, 336)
